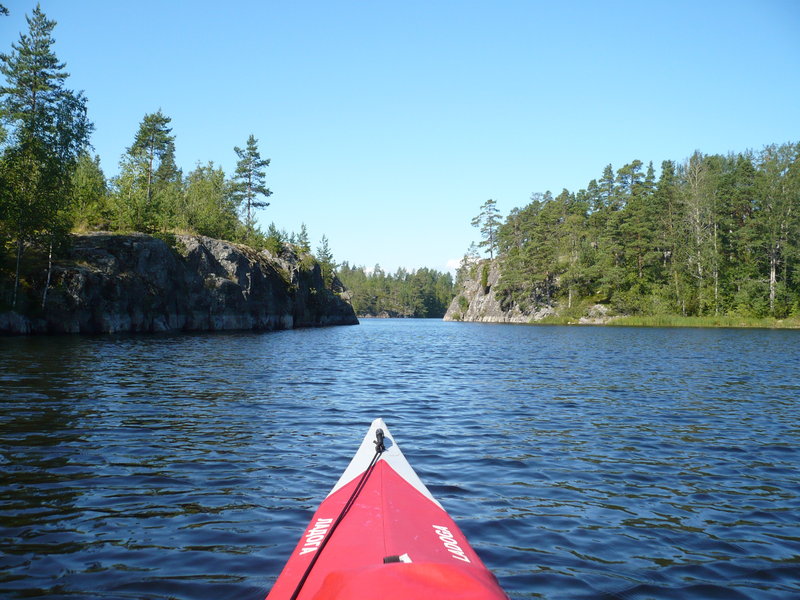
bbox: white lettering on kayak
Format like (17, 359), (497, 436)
(432, 525), (471, 563)
(299, 518), (333, 556)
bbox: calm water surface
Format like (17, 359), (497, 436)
(1, 320), (799, 599)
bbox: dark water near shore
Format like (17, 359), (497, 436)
(2, 319), (799, 599)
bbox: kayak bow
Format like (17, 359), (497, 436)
(266, 418), (509, 600)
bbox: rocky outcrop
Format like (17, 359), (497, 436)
(444, 260), (625, 325)
(577, 303), (619, 325)
(0, 233), (358, 334)
(443, 260), (554, 323)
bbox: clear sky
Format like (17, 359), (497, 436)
(2, 1), (799, 274)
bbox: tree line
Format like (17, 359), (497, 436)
(470, 143), (800, 319)
(0, 6), (321, 311)
(70, 113), (275, 246)
(337, 263), (454, 318)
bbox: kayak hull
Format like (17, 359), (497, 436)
(266, 419), (508, 600)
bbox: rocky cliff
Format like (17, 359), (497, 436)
(0, 233), (358, 334)
(443, 260), (554, 323)
(444, 260), (622, 325)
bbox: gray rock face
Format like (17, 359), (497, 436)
(443, 260), (554, 323)
(1, 233), (358, 334)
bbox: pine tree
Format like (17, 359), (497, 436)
(619, 160), (657, 284)
(232, 134), (271, 231)
(112, 110), (177, 232)
(471, 198), (502, 259)
(0, 5), (92, 307)
(316, 234), (335, 286)
(297, 222), (311, 253)
(598, 164), (616, 210)
(651, 160), (683, 311)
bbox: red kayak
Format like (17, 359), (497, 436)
(266, 418), (509, 600)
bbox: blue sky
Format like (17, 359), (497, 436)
(2, 1), (799, 274)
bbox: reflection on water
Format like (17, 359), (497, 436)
(1, 322), (799, 599)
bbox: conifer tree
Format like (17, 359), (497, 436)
(297, 222), (311, 253)
(471, 198), (502, 259)
(316, 234), (334, 286)
(113, 110), (178, 232)
(232, 134), (271, 231)
(0, 5), (92, 307)
(131, 112), (174, 202)
(598, 164), (616, 210)
(109, 110), (177, 232)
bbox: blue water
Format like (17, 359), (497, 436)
(1, 319), (799, 599)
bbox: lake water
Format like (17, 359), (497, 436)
(1, 319), (799, 599)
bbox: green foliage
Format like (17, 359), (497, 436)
(316, 235), (335, 287)
(152, 231), (180, 254)
(111, 110), (180, 233)
(263, 222), (286, 255)
(0, 5), (92, 307)
(0, 7), (352, 316)
(70, 152), (108, 228)
(471, 198), (502, 259)
(296, 222), (311, 253)
(182, 161), (237, 239)
(338, 263), (455, 318)
(487, 142), (800, 319)
(480, 262), (489, 290)
(89, 121), (275, 248)
(611, 314), (800, 329)
(232, 134), (271, 231)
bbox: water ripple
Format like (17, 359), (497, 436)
(2, 322), (800, 599)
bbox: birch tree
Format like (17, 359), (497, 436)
(753, 143), (800, 316)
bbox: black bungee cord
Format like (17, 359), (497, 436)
(289, 429), (387, 600)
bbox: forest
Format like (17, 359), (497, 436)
(5, 6), (798, 324)
(0, 6), (329, 312)
(0, 5), (449, 320)
(469, 143), (800, 319)
(337, 263), (454, 318)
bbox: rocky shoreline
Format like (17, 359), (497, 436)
(443, 260), (618, 325)
(0, 233), (358, 335)
(443, 260), (554, 323)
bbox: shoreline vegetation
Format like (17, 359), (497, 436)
(337, 263), (454, 319)
(541, 313), (800, 329)
(3, 7), (798, 332)
(0, 6), (344, 322)
(457, 140), (800, 327)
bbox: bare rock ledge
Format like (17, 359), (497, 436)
(0, 233), (358, 335)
